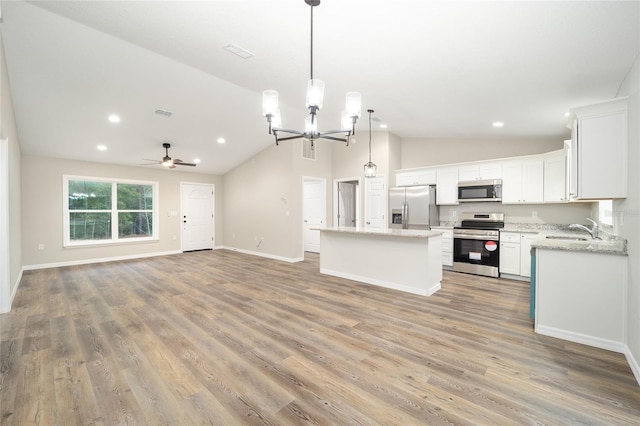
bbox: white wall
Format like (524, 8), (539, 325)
(401, 137), (565, 169)
(0, 32), (22, 313)
(615, 55), (640, 381)
(21, 155), (223, 267)
(222, 137), (334, 261)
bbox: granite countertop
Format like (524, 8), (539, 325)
(501, 225), (627, 256)
(529, 232), (627, 256)
(437, 222), (627, 255)
(313, 226), (443, 239)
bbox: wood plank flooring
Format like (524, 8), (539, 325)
(1, 250), (639, 425)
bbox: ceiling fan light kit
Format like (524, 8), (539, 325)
(142, 143), (196, 169)
(262, 0), (361, 147)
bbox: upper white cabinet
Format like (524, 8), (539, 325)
(502, 159), (544, 204)
(543, 149), (567, 203)
(568, 97), (627, 200)
(458, 162), (502, 182)
(436, 167), (459, 205)
(396, 169), (436, 187)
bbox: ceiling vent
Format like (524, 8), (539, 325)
(223, 43), (254, 59)
(155, 109), (173, 117)
(302, 139), (316, 161)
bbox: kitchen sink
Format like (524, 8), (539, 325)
(545, 236), (589, 241)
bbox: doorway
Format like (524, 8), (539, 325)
(364, 175), (387, 229)
(334, 178), (360, 228)
(0, 138), (9, 313)
(181, 183), (215, 251)
(302, 177), (326, 253)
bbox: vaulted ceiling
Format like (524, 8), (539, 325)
(2, 1), (638, 174)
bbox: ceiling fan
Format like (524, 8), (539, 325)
(141, 143), (196, 168)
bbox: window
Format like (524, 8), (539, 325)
(63, 176), (159, 246)
(598, 200), (614, 226)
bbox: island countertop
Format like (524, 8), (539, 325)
(313, 226), (443, 239)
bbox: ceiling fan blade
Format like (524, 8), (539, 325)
(173, 159), (197, 166)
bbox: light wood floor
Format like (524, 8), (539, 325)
(1, 250), (639, 425)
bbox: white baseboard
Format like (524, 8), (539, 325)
(535, 324), (626, 354)
(0, 268), (22, 314)
(624, 344), (640, 386)
(220, 246), (304, 263)
(22, 250), (183, 271)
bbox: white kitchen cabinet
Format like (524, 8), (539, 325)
(499, 232), (521, 275)
(432, 226), (453, 267)
(436, 167), (459, 205)
(568, 97), (627, 200)
(458, 162), (502, 182)
(396, 169), (436, 187)
(502, 159), (543, 204)
(519, 234), (537, 278)
(543, 149), (567, 203)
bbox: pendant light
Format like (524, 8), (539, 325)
(262, 0), (362, 146)
(364, 109), (377, 178)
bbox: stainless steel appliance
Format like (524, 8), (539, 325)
(389, 185), (439, 230)
(458, 179), (502, 203)
(453, 212), (505, 277)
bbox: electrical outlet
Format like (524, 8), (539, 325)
(532, 211), (537, 218)
(452, 210), (457, 218)
(38, 243), (44, 250)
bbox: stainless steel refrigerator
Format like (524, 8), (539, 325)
(389, 185), (439, 230)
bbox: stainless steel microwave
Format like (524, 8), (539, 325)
(457, 179), (502, 202)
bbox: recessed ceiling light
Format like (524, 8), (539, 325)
(379, 124), (388, 129)
(217, 137), (226, 144)
(193, 158), (201, 164)
(108, 114), (121, 123)
(564, 111), (570, 117)
(97, 145), (107, 151)
(492, 121), (504, 128)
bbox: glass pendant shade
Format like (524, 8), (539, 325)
(345, 92), (362, 118)
(305, 79), (325, 109)
(271, 109), (282, 128)
(341, 110), (352, 132)
(262, 90), (279, 116)
(364, 162), (377, 177)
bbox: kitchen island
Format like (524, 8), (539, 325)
(316, 227), (443, 296)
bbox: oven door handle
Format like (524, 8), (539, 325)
(454, 235), (499, 241)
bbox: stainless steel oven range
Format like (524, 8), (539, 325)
(453, 213), (505, 278)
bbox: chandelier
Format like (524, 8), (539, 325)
(262, 0), (361, 146)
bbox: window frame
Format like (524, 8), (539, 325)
(63, 175), (159, 247)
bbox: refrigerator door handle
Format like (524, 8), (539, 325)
(403, 202), (408, 229)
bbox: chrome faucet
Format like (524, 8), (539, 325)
(569, 218), (600, 240)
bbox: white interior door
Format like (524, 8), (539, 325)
(303, 178), (326, 253)
(181, 183), (214, 251)
(365, 176), (386, 229)
(338, 182), (357, 227)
